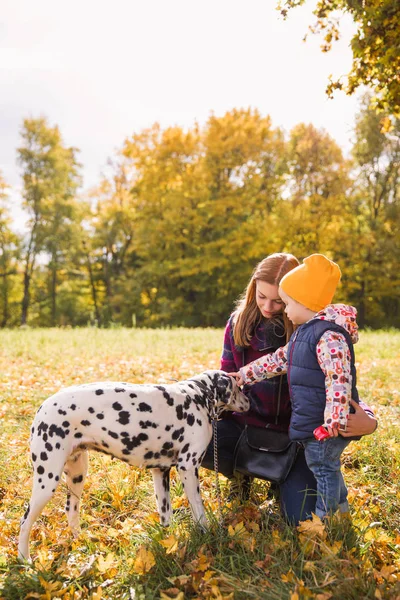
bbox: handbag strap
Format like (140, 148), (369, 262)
(275, 374), (283, 425)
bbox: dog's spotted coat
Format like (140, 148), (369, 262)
(18, 370), (249, 560)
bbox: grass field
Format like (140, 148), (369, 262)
(0, 328), (399, 600)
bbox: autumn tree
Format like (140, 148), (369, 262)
(122, 123), (204, 325)
(277, 123), (352, 257)
(278, 0), (400, 115)
(7, 107), (399, 328)
(121, 109), (287, 326)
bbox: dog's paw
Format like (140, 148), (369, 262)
(70, 526), (81, 539)
(17, 552), (32, 564)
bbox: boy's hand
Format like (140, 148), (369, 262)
(228, 372), (244, 386)
(326, 423), (339, 438)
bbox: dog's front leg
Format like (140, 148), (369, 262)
(151, 468), (172, 526)
(178, 466), (207, 529)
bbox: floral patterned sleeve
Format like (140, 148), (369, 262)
(317, 331), (352, 431)
(239, 344), (288, 384)
(359, 400), (375, 418)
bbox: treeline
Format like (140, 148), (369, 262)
(0, 95), (399, 329)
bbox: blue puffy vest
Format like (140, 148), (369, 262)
(287, 319), (359, 441)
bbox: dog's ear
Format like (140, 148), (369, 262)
(215, 372), (232, 403)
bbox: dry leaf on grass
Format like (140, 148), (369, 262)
(132, 545), (156, 574)
(159, 534), (179, 554)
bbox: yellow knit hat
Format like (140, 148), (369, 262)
(279, 254), (341, 312)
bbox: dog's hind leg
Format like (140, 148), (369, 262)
(151, 467), (172, 526)
(63, 449), (89, 537)
(18, 454), (65, 561)
(178, 465), (207, 528)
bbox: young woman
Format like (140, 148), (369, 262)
(201, 252), (377, 524)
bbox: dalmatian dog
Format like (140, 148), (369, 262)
(18, 370), (249, 560)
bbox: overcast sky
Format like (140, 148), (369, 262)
(1, 0), (360, 230)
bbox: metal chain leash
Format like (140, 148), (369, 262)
(212, 415), (223, 524)
(170, 377), (224, 524)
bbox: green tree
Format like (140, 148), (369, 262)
(343, 95), (400, 326)
(0, 173), (20, 327)
(88, 158), (136, 326)
(278, 0), (400, 115)
(17, 117), (82, 325)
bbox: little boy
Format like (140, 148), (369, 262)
(236, 254), (360, 519)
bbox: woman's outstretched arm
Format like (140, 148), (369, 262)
(340, 399), (377, 437)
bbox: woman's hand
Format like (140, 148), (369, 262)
(228, 372), (244, 386)
(340, 400), (378, 437)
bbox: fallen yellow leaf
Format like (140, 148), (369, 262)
(321, 540), (342, 557)
(133, 545), (156, 575)
(97, 552), (116, 574)
(197, 552), (212, 572)
(281, 569), (299, 584)
(159, 590), (185, 600)
(297, 514), (327, 540)
(228, 521), (246, 538)
(159, 535), (179, 554)
(91, 588), (102, 600)
(202, 569), (216, 581)
(247, 521), (260, 533)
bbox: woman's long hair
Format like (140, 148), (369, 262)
(233, 253), (300, 346)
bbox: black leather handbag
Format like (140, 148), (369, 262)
(233, 374), (299, 484)
(233, 424), (299, 484)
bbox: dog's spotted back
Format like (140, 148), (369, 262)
(18, 370), (249, 560)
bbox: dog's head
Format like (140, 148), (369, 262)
(192, 370), (249, 414)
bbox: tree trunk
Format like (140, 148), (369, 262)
(20, 223), (38, 326)
(1, 272), (9, 328)
(85, 248), (101, 326)
(103, 247), (113, 324)
(21, 268), (31, 326)
(50, 255), (58, 327)
(358, 279), (366, 328)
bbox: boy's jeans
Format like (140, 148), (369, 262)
(303, 436), (350, 519)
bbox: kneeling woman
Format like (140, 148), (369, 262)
(202, 252), (377, 524)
